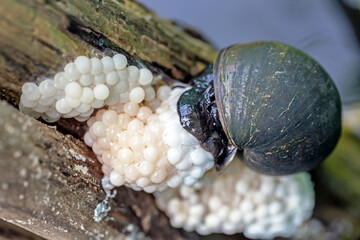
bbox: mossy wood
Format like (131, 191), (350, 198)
(0, 0), (215, 239)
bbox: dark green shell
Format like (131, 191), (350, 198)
(213, 42), (342, 175)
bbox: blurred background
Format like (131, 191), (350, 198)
(138, 1), (360, 239)
(138, 0), (360, 105)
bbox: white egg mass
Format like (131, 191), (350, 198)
(19, 53), (158, 122)
(84, 87), (214, 193)
(154, 160), (315, 239)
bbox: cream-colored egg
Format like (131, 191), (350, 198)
(123, 102), (139, 116)
(91, 121), (107, 138)
(102, 110), (118, 125)
(116, 148), (134, 164)
(127, 118), (144, 132)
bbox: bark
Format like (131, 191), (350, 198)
(0, 0), (215, 239)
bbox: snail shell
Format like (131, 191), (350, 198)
(213, 42), (341, 175)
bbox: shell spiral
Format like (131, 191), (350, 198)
(213, 42), (341, 175)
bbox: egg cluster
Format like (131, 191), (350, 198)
(19, 54), (156, 122)
(84, 87), (214, 193)
(155, 160), (315, 239)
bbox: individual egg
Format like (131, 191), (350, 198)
(41, 114), (60, 123)
(38, 95), (56, 106)
(98, 137), (111, 150)
(65, 82), (82, 98)
(117, 130), (131, 147)
(76, 103), (91, 113)
(54, 90), (66, 101)
(39, 79), (57, 97)
(91, 57), (103, 75)
(136, 106), (153, 122)
(110, 171), (125, 186)
(80, 87), (95, 104)
(146, 98), (161, 111)
(45, 107), (61, 119)
(96, 109), (107, 121)
(20, 94), (38, 108)
(119, 91), (130, 103)
(129, 87), (145, 103)
(129, 81), (140, 90)
(106, 71), (119, 85)
(143, 146), (159, 163)
(91, 121), (107, 138)
(93, 84), (110, 100)
(129, 134), (145, 152)
(84, 132), (94, 147)
(125, 165), (140, 181)
(64, 62), (81, 81)
(102, 110), (118, 125)
(151, 169), (167, 184)
(55, 98), (72, 114)
(101, 56), (114, 73)
(144, 87), (156, 101)
(157, 85), (172, 101)
(74, 115), (90, 122)
(79, 74), (94, 86)
(63, 109), (80, 118)
(18, 103), (41, 118)
(113, 81), (129, 93)
(22, 82), (41, 101)
(113, 54), (127, 70)
(105, 91), (121, 106)
(54, 72), (69, 89)
(127, 65), (140, 82)
(109, 103), (124, 113)
(123, 102), (139, 117)
(136, 177), (150, 188)
(117, 113), (132, 129)
(75, 56), (91, 74)
(127, 118), (144, 132)
(117, 69), (129, 81)
(138, 68), (153, 85)
(91, 99), (105, 108)
(139, 161), (155, 176)
(94, 73), (106, 85)
(65, 95), (81, 108)
(167, 148), (182, 165)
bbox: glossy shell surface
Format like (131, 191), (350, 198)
(214, 42), (341, 175)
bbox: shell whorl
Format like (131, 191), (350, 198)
(213, 42), (341, 175)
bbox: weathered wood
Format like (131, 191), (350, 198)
(0, 0), (216, 239)
(0, 100), (196, 240)
(0, 219), (44, 240)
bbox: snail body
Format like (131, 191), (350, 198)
(178, 42), (341, 175)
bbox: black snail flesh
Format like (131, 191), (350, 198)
(178, 41), (341, 175)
